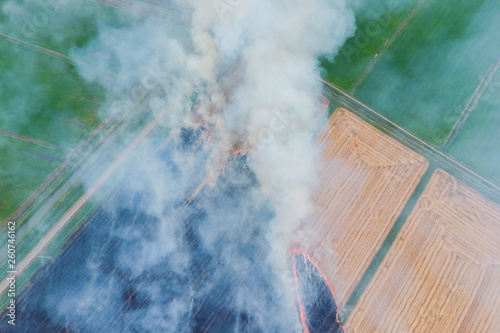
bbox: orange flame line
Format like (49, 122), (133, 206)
(292, 248), (311, 333)
(291, 248), (343, 332)
(222, 149), (254, 174)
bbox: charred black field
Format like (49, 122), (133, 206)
(293, 250), (343, 333)
(0, 128), (339, 332)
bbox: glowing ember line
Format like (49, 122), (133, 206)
(233, 149), (253, 155)
(222, 149), (253, 174)
(292, 248), (311, 333)
(291, 248), (343, 332)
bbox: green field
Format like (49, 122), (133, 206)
(352, 0), (500, 148)
(0, 135), (65, 219)
(320, 0), (417, 90)
(321, 0), (500, 186)
(0, 0), (138, 150)
(447, 68), (500, 186)
(0, 0), (136, 56)
(0, 38), (110, 148)
(0, 0), (139, 220)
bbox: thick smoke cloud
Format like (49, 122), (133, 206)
(1, 0), (355, 331)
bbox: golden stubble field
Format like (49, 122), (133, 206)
(293, 108), (429, 308)
(345, 168), (500, 332)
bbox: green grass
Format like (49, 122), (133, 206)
(447, 69), (500, 186)
(353, 0), (500, 147)
(320, 0), (417, 90)
(0, 38), (108, 147)
(0, 0), (140, 230)
(0, 135), (65, 219)
(0, 0), (138, 56)
(0, 0), (139, 148)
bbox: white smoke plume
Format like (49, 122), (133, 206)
(1, 0), (355, 331)
(184, 0), (355, 324)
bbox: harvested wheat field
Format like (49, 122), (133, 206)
(293, 108), (429, 308)
(345, 169), (500, 332)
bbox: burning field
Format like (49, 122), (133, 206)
(8, 105), (500, 332)
(1, 1), (357, 330)
(2, 0), (500, 332)
(1, 125), (339, 332)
